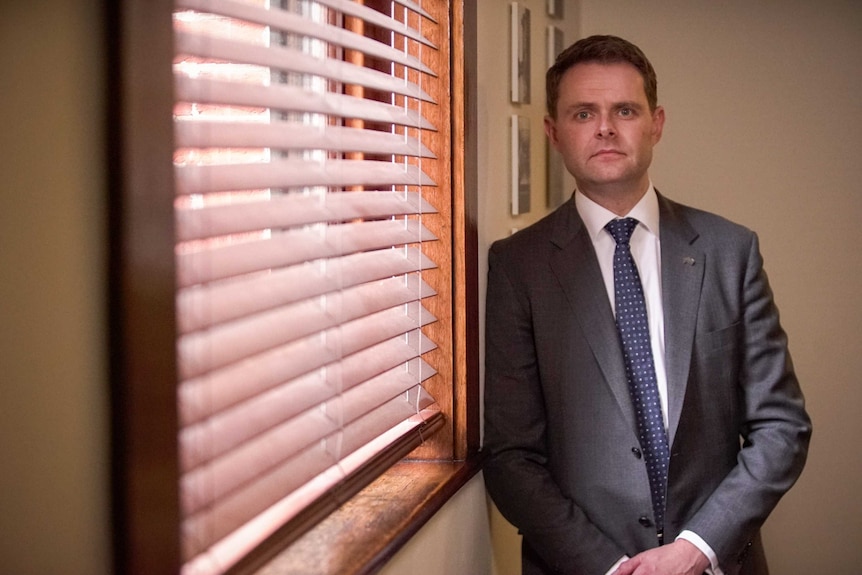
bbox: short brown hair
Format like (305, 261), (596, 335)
(546, 35), (658, 117)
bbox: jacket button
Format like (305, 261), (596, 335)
(638, 516), (652, 527)
(632, 447), (642, 459)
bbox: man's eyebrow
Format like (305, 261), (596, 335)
(562, 100), (646, 112)
(614, 101), (646, 110)
(563, 102), (598, 112)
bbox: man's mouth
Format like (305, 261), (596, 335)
(592, 149), (624, 159)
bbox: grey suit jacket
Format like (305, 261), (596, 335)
(483, 193), (811, 575)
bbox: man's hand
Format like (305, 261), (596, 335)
(612, 539), (711, 575)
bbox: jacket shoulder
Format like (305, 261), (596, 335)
(660, 195), (757, 247)
(490, 199), (576, 259)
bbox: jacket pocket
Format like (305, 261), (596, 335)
(698, 321), (741, 355)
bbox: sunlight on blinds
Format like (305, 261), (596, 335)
(172, 0), (443, 573)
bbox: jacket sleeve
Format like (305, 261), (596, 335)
(680, 231), (811, 568)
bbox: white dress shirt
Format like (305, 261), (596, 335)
(575, 187), (724, 575)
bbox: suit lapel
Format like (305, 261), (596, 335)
(548, 202), (638, 434)
(657, 195), (705, 447)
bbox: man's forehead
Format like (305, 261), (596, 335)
(562, 61), (644, 84)
(559, 62), (649, 100)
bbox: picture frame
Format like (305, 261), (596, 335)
(511, 115), (531, 215)
(547, 25), (563, 71)
(547, 0), (564, 19)
(510, 2), (531, 104)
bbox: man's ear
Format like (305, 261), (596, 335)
(651, 105), (665, 144)
(544, 115), (559, 148)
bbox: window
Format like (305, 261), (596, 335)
(108, 1), (478, 574)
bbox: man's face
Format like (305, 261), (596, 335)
(544, 62), (664, 200)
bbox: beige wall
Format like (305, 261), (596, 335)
(0, 2), (111, 575)
(476, 0), (581, 248)
(3, 1), (861, 574)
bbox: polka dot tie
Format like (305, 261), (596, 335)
(605, 217), (670, 535)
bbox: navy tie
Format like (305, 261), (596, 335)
(605, 217), (670, 535)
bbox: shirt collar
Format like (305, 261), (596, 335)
(575, 184), (660, 241)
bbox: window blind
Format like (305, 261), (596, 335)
(172, 1), (445, 573)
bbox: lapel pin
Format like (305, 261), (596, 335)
(683, 256), (696, 266)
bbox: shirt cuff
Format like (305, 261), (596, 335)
(676, 530), (725, 575)
(604, 555), (629, 575)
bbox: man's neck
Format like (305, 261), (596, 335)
(577, 180), (650, 217)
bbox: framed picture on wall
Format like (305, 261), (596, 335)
(547, 0), (563, 19)
(511, 115), (531, 215)
(510, 2), (531, 104)
(547, 25), (563, 70)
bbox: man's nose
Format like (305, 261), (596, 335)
(597, 115), (616, 137)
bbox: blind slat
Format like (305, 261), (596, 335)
(176, 0), (435, 76)
(176, 190), (437, 242)
(182, 382), (432, 508)
(177, 247), (436, 333)
(175, 158), (436, 196)
(175, 120), (436, 160)
(174, 76), (436, 130)
(180, 328), (436, 428)
(180, 356), (436, 472)
(388, 0), (436, 22)
(179, 274), (436, 380)
(177, 218), (437, 288)
(182, 382), (435, 515)
(179, 298), (436, 381)
(175, 30), (436, 103)
(181, 388), (438, 559)
(314, 0), (437, 46)
(182, 407), (443, 573)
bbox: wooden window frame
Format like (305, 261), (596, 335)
(106, 1), (480, 574)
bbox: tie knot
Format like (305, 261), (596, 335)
(605, 217), (639, 246)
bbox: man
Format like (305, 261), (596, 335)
(483, 35), (811, 575)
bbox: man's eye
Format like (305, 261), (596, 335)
(576, 111), (590, 120)
(619, 108), (633, 117)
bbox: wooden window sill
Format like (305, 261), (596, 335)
(254, 455), (485, 575)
